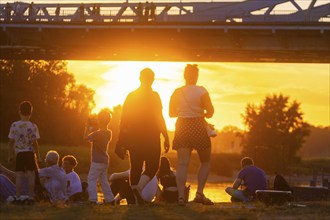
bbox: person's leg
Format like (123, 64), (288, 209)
(139, 141), (160, 192)
(225, 187), (247, 202)
(26, 170), (35, 198)
(15, 171), (24, 197)
(128, 149), (144, 188)
(98, 164), (114, 203)
(175, 148), (191, 201)
(196, 147), (211, 195)
(128, 148), (144, 204)
(87, 162), (100, 202)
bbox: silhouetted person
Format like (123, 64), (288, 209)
(118, 68), (170, 205)
(5, 3), (12, 22)
(144, 1), (150, 22)
(136, 2), (143, 22)
(78, 3), (85, 22)
(225, 157), (267, 202)
(169, 64), (215, 206)
(149, 2), (156, 21)
(92, 4), (101, 22)
(54, 4), (60, 21)
(157, 156), (178, 203)
(28, 2), (35, 22)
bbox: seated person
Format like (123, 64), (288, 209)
(157, 156), (178, 203)
(39, 150), (67, 204)
(225, 157), (266, 202)
(109, 169), (158, 205)
(0, 164), (17, 202)
(62, 155), (84, 201)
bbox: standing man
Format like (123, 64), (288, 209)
(118, 68), (170, 205)
(225, 157), (267, 202)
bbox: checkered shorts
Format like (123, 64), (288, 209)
(172, 117), (211, 151)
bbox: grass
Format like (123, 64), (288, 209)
(1, 201), (329, 220)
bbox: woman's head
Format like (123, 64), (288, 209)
(184, 64), (199, 85)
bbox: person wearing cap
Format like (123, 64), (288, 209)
(39, 150), (67, 204)
(118, 68), (170, 205)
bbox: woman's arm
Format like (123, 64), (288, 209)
(201, 93), (214, 118)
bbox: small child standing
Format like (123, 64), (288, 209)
(84, 110), (114, 204)
(8, 101), (41, 202)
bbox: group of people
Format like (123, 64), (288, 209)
(1, 64), (268, 206)
(3, 1), (160, 23)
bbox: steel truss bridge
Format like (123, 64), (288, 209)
(0, 0), (329, 62)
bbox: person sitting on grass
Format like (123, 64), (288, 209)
(156, 156), (179, 203)
(62, 155), (84, 202)
(39, 150), (67, 205)
(225, 157), (267, 202)
(0, 163), (48, 204)
(109, 168), (158, 205)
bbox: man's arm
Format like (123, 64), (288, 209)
(232, 178), (243, 189)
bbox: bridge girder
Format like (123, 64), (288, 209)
(0, 23), (329, 63)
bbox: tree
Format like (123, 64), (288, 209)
(241, 94), (310, 173)
(0, 60), (95, 145)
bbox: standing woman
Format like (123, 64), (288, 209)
(169, 64), (214, 206)
(119, 68), (170, 204)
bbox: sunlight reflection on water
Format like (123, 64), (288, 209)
(98, 182), (231, 203)
(187, 182), (231, 203)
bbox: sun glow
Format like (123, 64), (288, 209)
(69, 61), (330, 131)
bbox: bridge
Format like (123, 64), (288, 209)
(0, 0), (329, 62)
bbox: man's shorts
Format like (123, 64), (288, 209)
(15, 151), (37, 172)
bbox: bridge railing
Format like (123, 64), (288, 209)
(0, 0), (329, 23)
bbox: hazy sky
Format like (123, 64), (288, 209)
(68, 61), (330, 131)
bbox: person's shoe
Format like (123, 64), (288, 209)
(178, 197), (186, 206)
(193, 192), (214, 205)
(132, 188), (145, 205)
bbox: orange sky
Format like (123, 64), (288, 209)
(67, 61), (330, 131)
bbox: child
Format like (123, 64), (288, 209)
(8, 101), (41, 202)
(62, 155), (83, 201)
(84, 110), (114, 204)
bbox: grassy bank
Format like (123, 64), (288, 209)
(1, 201), (329, 220)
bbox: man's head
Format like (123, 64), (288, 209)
(45, 150), (59, 166)
(184, 64), (199, 85)
(241, 157), (254, 168)
(139, 68), (155, 88)
(19, 101), (33, 117)
(62, 155), (78, 173)
(97, 109), (112, 127)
